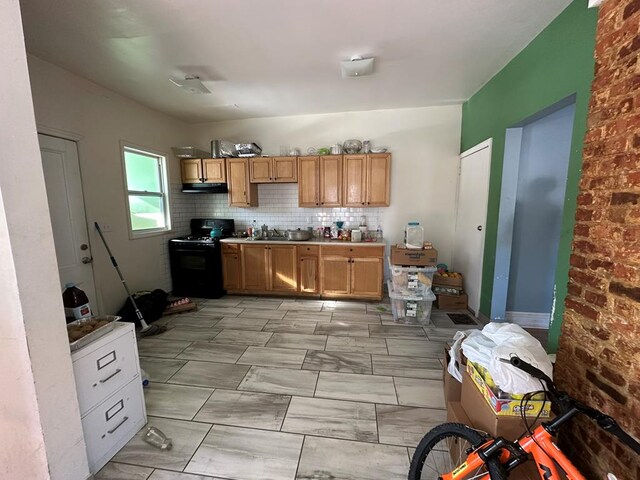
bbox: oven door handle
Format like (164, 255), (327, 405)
(171, 248), (208, 253)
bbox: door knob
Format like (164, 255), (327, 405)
(80, 244), (89, 250)
(81, 256), (93, 264)
(477, 225), (483, 231)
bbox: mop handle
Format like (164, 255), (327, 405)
(94, 222), (145, 323)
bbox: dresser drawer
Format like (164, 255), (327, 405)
(73, 326), (139, 414)
(82, 377), (146, 473)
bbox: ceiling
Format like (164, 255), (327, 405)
(20, 0), (571, 123)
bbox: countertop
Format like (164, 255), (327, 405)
(220, 237), (385, 247)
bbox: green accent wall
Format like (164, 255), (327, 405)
(460, 0), (597, 352)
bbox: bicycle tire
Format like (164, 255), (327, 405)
(408, 422), (507, 480)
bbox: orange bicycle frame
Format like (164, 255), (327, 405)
(439, 425), (586, 480)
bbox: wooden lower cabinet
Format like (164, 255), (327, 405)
(222, 252), (241, 290)
(320, 256), (351, 295)
(237, 244), (298, 293)
(224, 242), (383, 300)
(241, 244), (269, 290)
(351, 257), (384, 298)
(320, 245), (384, 299)
(269, 245), (298, 293)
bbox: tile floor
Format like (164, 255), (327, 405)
(97, 296), (481, 480)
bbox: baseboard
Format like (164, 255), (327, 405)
(505, 311), (550, 329)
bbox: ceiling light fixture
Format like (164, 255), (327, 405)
(341, 55), (374, 78)
(169, 75), (211, 94)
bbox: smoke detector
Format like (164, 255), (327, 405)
(169, 75), (211, 94)
(341, 55), (374, 78)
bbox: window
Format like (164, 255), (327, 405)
(122, 145), (171, 236)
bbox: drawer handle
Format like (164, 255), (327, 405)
(99, 368), (122, 385)
(107, 416), (129, 434)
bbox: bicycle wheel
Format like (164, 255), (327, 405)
(409, 423), (507, 480)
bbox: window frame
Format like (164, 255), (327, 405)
(120, 142), (172, 239)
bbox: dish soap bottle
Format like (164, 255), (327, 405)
(376, 225), (383, 242)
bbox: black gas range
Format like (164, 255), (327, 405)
(169, 218), (235, 299)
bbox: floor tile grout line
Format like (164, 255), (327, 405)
(181, 422), (214, 475)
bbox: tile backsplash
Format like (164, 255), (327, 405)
(191, 183), (382, 233)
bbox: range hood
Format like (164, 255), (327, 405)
(182, 182), (229, 194)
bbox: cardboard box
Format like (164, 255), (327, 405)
(443, 347), (462, 403)
(466, 362), (551, 417)
(390, 245), (438, 266)
(433, 273), (463, 288)
(436, 293), (468, 310)
(461, 370), (550, 439)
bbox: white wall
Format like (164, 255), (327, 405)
(27, 55), (193, 313)
(191, 106), (462, 264)
(0, 1), (89, 477)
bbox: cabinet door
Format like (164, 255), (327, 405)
(273, 157), (298, 183)
(298, 156), (320, 207)
(320, 256), (350, 295)
(202, 159), (226, 183)
(350, 257), (383, 298)
(227, 159), (258, 207)
(241, 245), (269, 291)
(269, 245), (298, 292)
(181, 159), (202, 183)
(366, 153), (391, 206)
(343, 155), (367, 207)
(222, 252), (241, 290)
(320, 155), (343, 207)
(299, 255), (319, 294)
(250, 157), (272, 183)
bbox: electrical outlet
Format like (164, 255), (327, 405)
(98, 222), (113, 232)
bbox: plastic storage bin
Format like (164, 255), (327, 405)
(388, 257), (436, 295)
(388, 281), (436, 325)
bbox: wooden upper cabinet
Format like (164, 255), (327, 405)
(250, 157), (272, 183)
(298, 156), (320, 207)
(320, 155), (343, 207)
(250, 157), (298, 183)
(227, 158), (258, 207)
(343, 155), (367, 207)
(202, 159), (226, 183)
(272, 157), (298, 182)
(269, 245), (298, 292)
(366, 153), (391, 206)
(241, 244), (268, 290)
(181, 159), (202, 183)
(181, 158), (226, 184)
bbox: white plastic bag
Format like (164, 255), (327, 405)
(484, 323), (553, 394)
(459, 322), (553, 394)
(447, 331), (467, 382)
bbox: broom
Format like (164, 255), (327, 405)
(94, 222), (167, 337)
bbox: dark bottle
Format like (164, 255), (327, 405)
(63, 282), (92, 322)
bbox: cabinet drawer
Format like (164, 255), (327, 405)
(82, 377), (146, 473)
(73, 328), (139, 414)
(222, 243), (240, 253)
(298, 245), (319, 256)
(320, 245), (384, 258)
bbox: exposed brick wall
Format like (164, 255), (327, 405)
(555, 1), (640, 479)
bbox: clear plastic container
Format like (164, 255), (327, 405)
(405, 222), (424, 249)
(388, 257), (436, 295)
(388, 281), (435, 325)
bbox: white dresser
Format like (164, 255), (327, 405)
(71, 322), (147, 473)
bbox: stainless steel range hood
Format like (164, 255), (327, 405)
(181, 182), (229, 194)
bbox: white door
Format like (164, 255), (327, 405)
(39, 134), (97, 311)
(453, 139), (492, 315)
